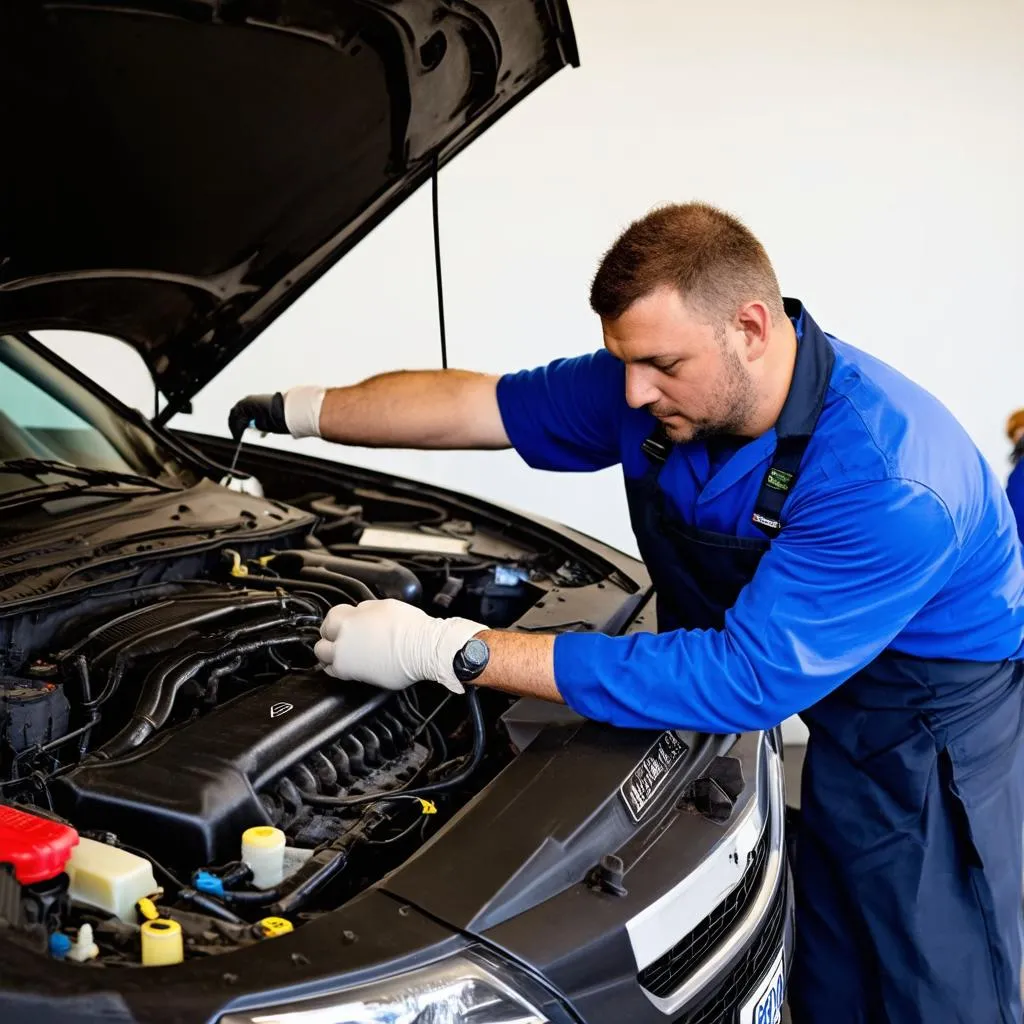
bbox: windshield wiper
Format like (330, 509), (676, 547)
(0, 459), (183, 515)
(0, 458), (181, 493)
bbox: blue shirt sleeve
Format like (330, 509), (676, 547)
(496, 350), (625, 472)
(553, 478), (960, 732)
(1008, 460), (1024, 546)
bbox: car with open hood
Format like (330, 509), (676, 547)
(0, 3), (792, 1023)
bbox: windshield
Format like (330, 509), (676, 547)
(0, 334), (185, 492)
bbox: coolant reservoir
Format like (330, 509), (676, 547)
(241, 826), (285, 889)
(65, 837), (158, 923)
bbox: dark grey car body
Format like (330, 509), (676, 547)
(0, 4), (792, 1022)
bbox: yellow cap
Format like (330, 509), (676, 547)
(242, 825), (286, 849)
(141, 918), (184, 966)
(136, 897), (160, 922)
(258, 916), (294, 938)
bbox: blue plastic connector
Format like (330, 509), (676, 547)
(194, 870), (225, 898)
(49, 932), (72, 959)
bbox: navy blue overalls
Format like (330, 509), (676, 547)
(626, 312), (1024, 1022)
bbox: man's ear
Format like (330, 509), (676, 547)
(735, 301), (772, 362)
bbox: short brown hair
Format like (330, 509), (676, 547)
(589, 202), (785, 325)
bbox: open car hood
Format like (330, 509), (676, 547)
(0, 1), (577, 418)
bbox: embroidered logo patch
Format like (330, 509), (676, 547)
(765, 468), (794, 492)
(752, 512), (781, 531)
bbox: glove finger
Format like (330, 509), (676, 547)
(228, 404), (248, 441)
(313, 638), (336, 665)
(320, 605), (355, 642)
(322, 663), (340, 679)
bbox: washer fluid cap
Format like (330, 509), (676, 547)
(0, 804), (79, 884)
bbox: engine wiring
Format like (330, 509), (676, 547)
(0, 484), (589, 961)
(300, 687), (486, 810)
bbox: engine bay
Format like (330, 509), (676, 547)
(0, 475), (616, 968)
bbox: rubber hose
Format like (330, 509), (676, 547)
(237, 573), (353, 611)
(96, 628), (319, 758)
(179, 888), (246, 924)
(89, 593), (315, 708)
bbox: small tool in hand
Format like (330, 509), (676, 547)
(227, 419), (254, 477)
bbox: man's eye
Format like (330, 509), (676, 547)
(655, 360), (680, 373)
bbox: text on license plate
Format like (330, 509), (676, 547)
(739, 948), (784, 1024)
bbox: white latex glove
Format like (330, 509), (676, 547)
(314, 599), (487, 694)
(283, 385), (326, 438)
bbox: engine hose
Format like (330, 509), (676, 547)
(72, 655), (102, 758)
(301, 687), (486, 810)
(179, 888), (246, 924)
(147, 628), (319, 734)
(236, 573), (354, 611)
(95, 628), (321, 758)
(203, 850), (349, 919)
(219, 614), (321, 643)
(246, 564), (374, 605)
(89, 592), (303, 675)
(272, 549), (422, 604)
(298, 566), (374, 604)
(268, 849), (350, 918)
(218, 886), (281, 906)
(204, 656), (242, 706)
(86, 593), (317, 709)
(204, 861), (253, 888)
(209, 833), (366, 919)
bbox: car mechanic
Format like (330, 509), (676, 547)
(229, 202), (1024, 1024)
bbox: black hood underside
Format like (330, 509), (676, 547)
(0, 0), (577, 416)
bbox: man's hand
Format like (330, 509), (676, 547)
(228, 386), (325, 440)
(228, 393), (287, 440)
(313, 600), (486, 693)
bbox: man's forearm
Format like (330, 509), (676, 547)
(473, 630), (563, 703)
(317, 369), (511, 450)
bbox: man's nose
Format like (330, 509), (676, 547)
(625, 365), (659, 410)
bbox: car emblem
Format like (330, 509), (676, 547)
(269, 702), (294, 719)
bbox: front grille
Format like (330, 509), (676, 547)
(678, 873), (788, 1024)
(639, 826), (771, 998)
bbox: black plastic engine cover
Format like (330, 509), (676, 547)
(52, 674), (388, 871)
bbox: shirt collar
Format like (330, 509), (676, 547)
(776, 297), (834, 440)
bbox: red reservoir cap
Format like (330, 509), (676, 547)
(0, 804), (79, 884)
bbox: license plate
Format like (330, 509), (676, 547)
(739, 948), (784, 1024)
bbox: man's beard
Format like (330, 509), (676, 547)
(650, 345), (756, 443)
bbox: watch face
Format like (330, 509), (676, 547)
(463, 638), (489, 669)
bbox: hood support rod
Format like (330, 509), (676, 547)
(431, 154), (448, 370)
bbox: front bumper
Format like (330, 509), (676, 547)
(631, 736), (791, 1020)
(473, 731), (792, 1024)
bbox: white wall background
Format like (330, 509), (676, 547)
(39, 0), (1024, 745)
(40, 0), (1024, 744)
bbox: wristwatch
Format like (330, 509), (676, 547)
(452, 636), (490, 683)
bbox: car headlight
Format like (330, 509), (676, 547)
(220, 950), (553, 1024)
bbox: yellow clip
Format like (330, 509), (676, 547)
(258, 916), (294, 938)
(226, 549), (248, 577)
(257, 554), (276, 566)
(136, 897), (160, 922)
(417, 799), (437, 815)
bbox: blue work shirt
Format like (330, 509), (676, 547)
(496, 304), (1024, 732)
(1009, 457), (1024, 546)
